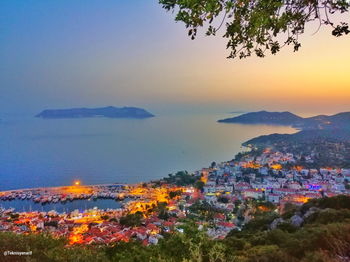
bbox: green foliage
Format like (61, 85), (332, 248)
(159, 0), (350, 59)
(9, 213), (19, 220)
(281, 202), (299, 219)
(101, 215), (110, 220)
(164, 171), (199, 186)
(303, 208), (350, 225)
(276, 222), (298, 233)
(194, 180), (205, 191)
(0, 232), (107, 262)
(225, 195), (350, 260)
(105, 240), (159, 262)
(169, 190), (183, 199)
(243, 211), (279, 232)
(44, 220), (59, 228)
(157, 202), (171, 220)
(189, 200), (224, 221)
(217, 196), (229, 203)
(119, 212), (143, 227)
(234, 151), (250, 161)
(243, 245), (292, 262)
(301, 195), (350, 213)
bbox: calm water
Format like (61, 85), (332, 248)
(0, 113), (296, 191)
(0, 199), (123, 213)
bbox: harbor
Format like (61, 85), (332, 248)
(0, 183), (134, 212)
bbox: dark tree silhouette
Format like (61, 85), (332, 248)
(159, 0), (349, 58)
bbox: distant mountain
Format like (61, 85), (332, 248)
(218, 111), (303, 125)
(36, 106), (155, 119)
(218, 110), (350, 130)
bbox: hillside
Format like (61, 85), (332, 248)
(218, 111), (350, 130)
(244, 129), (350, 146)
(243, 129), (350, 168)
(218, 111), (303, 125)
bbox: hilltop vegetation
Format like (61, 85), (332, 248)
(2, 195), (350, 261)
(218, 111), (350, 130)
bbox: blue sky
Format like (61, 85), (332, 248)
(1, 1), (350, 116)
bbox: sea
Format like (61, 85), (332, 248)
(0, 112), (296, 191)
(0, 112), (297, 212)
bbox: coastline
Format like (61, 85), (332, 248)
(0, 144), (252, 198)
(0, 113), (298, 191)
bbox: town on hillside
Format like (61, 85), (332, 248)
(1, 145), (350, 245)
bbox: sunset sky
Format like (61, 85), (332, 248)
(1, 0), (349, 117)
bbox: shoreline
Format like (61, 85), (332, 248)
(0, 183), (126, 194)
(0, 145), (252, 195)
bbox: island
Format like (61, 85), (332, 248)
(35, 106), (155, 119)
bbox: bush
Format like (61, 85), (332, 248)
(0, 232), (107, 262)
(119, 212), (143, 227)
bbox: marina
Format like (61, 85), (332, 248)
(0, 183), (134, 212)
(0, 182), (183, 214)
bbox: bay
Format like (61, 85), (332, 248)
(0, 113), (296, 191)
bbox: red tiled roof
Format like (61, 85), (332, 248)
(146, 224), (158, 230)
(214, 213), (225, 219)
(218, 222), (235, 228)
(163, 221), (174, 227)
(87, 227), (101, 235)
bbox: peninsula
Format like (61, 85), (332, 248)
(218, 110), (350, 130)
(36, 106), (155, 119)
(218, 111), (350, 167)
